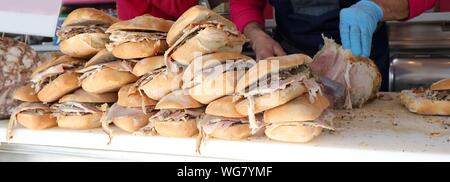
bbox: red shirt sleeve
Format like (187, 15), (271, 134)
(117, 0), (198, 21)
(230, 0), (267, 32)
(149, 0), (198, 18)
(408, 0), (438, 19)
(117, 0), (151, 20)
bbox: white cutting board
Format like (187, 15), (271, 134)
(0, 93), (449, 161)
(0, 0), (62, 37)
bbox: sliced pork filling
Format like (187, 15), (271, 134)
(100, 103), (154, 142)
(150, 109), (203, 122)
(242, 65), (321, 100)
(412, 88), (450, 101)
(164, 22), (241, 72)
(76, 60), (134, 81)
(183, 59), (254, 89)
(57, 24), (109, 41)
(134, 67), (166, 91)
(31, 63), (83, 93)
(197, 114), (248, 135)
(51, 102), (104, 116)
(106, 30), (167, 51)
(236, 65), (322, 134)
(7, 103), (52, 140)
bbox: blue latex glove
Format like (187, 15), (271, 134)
(340, 0), (383, 57)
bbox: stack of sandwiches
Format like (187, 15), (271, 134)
(230, 54), (335, 143)
(7, 84), (56, 140)
(7, 9), (119, 140)
(6, 8), (174, 141)
(10, 6), (382, 150)
(164, 5), (245, 72)
(101, 6), (249, 142)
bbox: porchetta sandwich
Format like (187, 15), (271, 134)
(400, 78), (450, 116)
(264, 94), (335, 143)
(106, 14), (173, 59)
(310, 36), (382, 109)
(165, 6), (245, 71)
(76, 49), (138, 94)
(182, 52), (254, 104)
(7, 84), (57, 141)
(51, 89), (117, 129)
(139, 90), (203, 137)
(131, 56), (183, 101)
(31, 55), (84, 103)
(101, 84), (157, 143)
(197, 96), (254, 145)
(233, 54), (323, 132)
(57, 8), (118, 58)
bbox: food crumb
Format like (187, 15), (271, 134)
(430, 132), (442, 137)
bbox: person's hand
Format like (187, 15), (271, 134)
(340, 0), (383, 57)
(244, 22), (286, 60)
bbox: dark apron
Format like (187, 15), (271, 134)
(269, 0), (390, 91)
